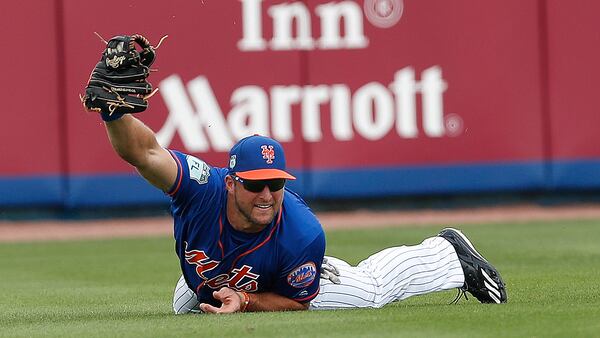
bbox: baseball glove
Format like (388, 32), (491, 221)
(81, 34), (165, 121)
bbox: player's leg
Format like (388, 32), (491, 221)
(310, 256), (381, 309)
(357, 235), (465, 305)
(173, 275), (201, 314)
(310, 236), (465, 310)
(438, 228), (507, 303)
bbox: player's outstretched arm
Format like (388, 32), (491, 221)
(81, 34), (175, 192)
(199, 287), (308, 313)
(105, 115), (177, 192)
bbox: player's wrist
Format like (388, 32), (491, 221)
(237, 291), (250, 312)
(100, 110), (125, 122)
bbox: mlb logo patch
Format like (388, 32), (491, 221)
(287, 262), (317, 288)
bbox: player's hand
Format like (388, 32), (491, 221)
(321, 257), (341, 284)
(199, 287), (244, 314)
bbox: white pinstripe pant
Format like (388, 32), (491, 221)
(173, 236), (464, 313)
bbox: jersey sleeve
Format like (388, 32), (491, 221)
(165, 150), (225, 215)
(273, 231), (326, 303)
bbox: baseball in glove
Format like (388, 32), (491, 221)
(80, 33), (167, 121)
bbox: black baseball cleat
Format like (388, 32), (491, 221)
(438, 228), (507, 304)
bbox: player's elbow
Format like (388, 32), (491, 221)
(288, 300), (310, 311)
(114, 147), (148, 168)
(114, 140), (161, 169)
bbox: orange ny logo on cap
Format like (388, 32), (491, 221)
(261, 145), (275, 164)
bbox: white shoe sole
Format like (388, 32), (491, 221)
(443, 227), (489, 263)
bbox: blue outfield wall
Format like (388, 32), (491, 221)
(2, 159), (600, 208)
(0, 176), (64, 207)
(305, 161), (548, 199)
(65, 174), (171, 208)
(0, 159), (585, 208)
(550, 160), (600, 190)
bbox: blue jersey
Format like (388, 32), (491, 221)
(166, 150), (325, 306)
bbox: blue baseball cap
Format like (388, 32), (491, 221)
(228, 135), (296, 180)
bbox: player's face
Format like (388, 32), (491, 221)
(227, 176), (285, 232)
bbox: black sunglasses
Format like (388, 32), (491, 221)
(232, 175), (286, 193)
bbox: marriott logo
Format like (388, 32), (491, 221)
(156, 66), (460, 152)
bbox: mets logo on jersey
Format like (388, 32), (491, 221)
(287, 262), (317, 288)
(184, 243), (260, 292)
(261, 145), (275, 164)
(184, 246), (220, 279)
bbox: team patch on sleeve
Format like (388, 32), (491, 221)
(287, 262), (317, 288)
(186, 155), (211, 184)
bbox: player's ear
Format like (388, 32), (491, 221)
(225, 175), (235, 193)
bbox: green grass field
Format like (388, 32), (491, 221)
(1, 220), (599, 337)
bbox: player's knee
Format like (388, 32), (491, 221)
(173, 305), (191, 315)
(173, 304), (200, 315)
(173, 275), (200, 314)
(173, 289), (200, 314)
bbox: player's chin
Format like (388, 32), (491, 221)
(252, 206), (276, 225)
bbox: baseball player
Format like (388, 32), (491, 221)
(81, 34), (507, 314)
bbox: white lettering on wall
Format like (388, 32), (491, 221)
(271, 85), (302, 142)
(390, 67), (417, 138)
(156, 76), (233, 152)
(157, 66), (453, 151)
(315, 2), (369, 49)
(269, 2), (314, 50)
(421, 66), (447, 137)
(238, 0), (267, 51)
(229, 86), (270, 139)
(239, 0), (371, 51)
(353, 82), (395, 140)
(330, 85), (353, 141)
